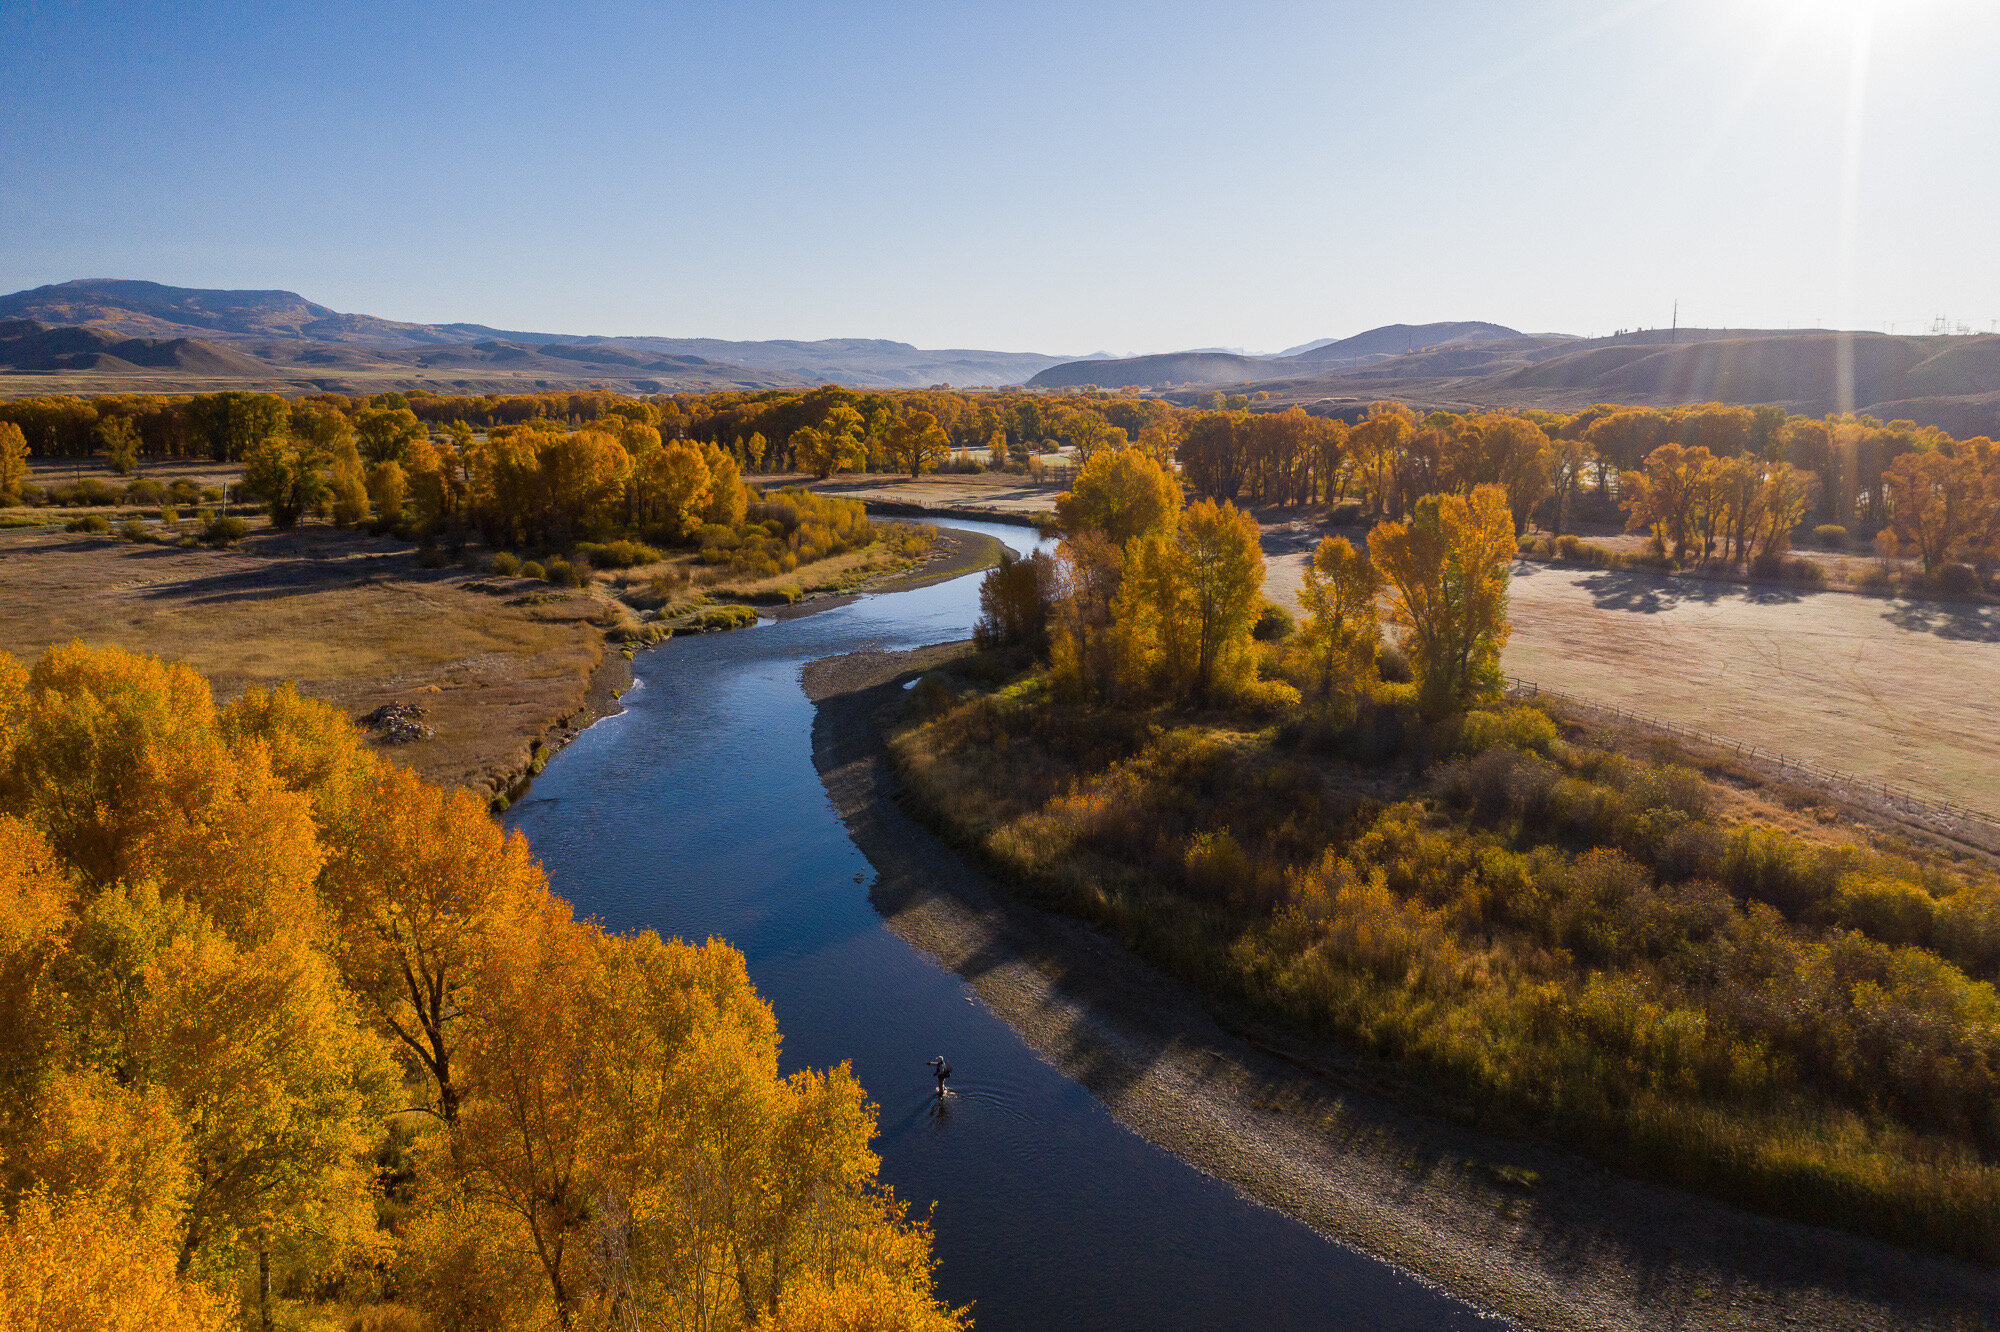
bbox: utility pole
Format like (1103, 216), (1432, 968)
(1671, 300), (1678, 345)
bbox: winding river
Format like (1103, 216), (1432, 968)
(505, 520), (1498, 1330)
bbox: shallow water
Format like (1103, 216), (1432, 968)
(506, 520), (1499, 1330)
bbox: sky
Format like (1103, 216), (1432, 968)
(2, 0), (1996, 354)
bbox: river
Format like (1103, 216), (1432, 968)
(505, 519), (1500, 1331)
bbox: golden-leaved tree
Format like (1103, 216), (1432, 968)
(1371, 483), (1515, 718)
(1114, 499), (1266, 707)
(1287, 535), (1380, 709)
(1054, 448), (1182, 547)
(0, 641), (964, 1332)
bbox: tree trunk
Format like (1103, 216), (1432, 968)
(258, 1231), (273, 1332)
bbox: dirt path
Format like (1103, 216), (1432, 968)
(1260, 524), (2000, 819)
(808, 645), (2000, 1332)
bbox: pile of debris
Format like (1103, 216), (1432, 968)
(358, 701), (434, 744)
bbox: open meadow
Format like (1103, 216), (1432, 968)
(1257, 520), (2000, 822)
(0, 515), (614, 797)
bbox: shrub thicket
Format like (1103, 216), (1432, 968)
(892, 669), (2000, 1263)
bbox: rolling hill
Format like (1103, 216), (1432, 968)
(0, 281), (1080, 389)
(1034, 324), (2000, 436)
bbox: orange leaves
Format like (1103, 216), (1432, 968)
(0, 1193), (229, 1332)
(322, 764), (548, 1121)
(0, 641), (958, 1331)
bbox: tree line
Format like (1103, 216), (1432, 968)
(5, 387), (1996, 582)
(0, 643), (966, 1331)
(922, 438), (2000, 1264)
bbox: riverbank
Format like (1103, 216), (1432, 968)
(806, 643), (2000, 1332)
(498, 525), (1004, 807)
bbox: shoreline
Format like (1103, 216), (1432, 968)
(492, 525), (1003, 809)
(805, 643), (2000, 1332)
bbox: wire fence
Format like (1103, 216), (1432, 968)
(1503, 675), (2000, 854)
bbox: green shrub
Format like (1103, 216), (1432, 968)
(1856, 564), (1895, 595)
(518, 560), (547, 580)
(1930, 564), (1982, 598)
(57, 478), (119, 507)
(202, 515), (248, 545)
(416, 546), (450, 569)
(1457, 705), (1560, 757)
(17, 482), (44, 505)
(1252, 602), (1296, 642)
(123, 478), (165, 506)
(175, 535), (199, 550)
(168, 479), (203, 505)
(1812, 524), (1849, 549)
(118, 518), (152, 543)
(158, 504), (178, 524)
(575, 539), (664, 569)
(1375, 642), (1413, 683)
(544, 557), (583, 587)
(1327, 500), (1364, 526)
(1750, 553), (1825, 587)
(65, 513), (110, 534)
(692, 604), (759, 632)
(488, 551), (521, 576)
(1556, 534), (1585, 561)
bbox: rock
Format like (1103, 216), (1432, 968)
(358, 701), (433, 743)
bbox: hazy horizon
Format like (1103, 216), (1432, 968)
(6, 0), (1997, 353)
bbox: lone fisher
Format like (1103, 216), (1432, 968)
(927, 1055), (952, 1097)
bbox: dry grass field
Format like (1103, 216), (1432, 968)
(0, 518), (611, 797)
(807, 469), (1063, 518)
(1259, 521), (2000, 819)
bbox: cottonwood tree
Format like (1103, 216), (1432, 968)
(322, 765), (549, 1124)
(353, 406), (426, 466)
(887, 411), (951, 478)
(1371, 484), (1515, 718)
(1621, 442), (1714, 562)
(1888, 445), (1994, 576)
(95, 416), (142, 476)
(1115, 499), (1265, 707)
(791, 406), (866, 479)
(243, 437), (332, 530)
(0, 422), (29, 499)
(1288, 536), (1380, 707)
(1055, 448), (1182, 545)
(1544, 436), (1595, 537)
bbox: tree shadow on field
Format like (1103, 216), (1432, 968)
(1881, 600), (2000, 642)
(135, 554), (454, 606)
(1571, 568), (1802, 614)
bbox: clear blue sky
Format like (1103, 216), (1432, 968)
(3, 0), (1994, 353)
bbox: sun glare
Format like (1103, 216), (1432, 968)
(1763, 0), (1921, 32)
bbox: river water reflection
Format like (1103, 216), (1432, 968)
(505, 520), (1499, 1331)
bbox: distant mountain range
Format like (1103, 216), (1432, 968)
(3, 281), (1996, 435)
(1030, 321), (2000, 437)
(0, 280), (1082, 391)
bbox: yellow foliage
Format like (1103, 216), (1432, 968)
(323, 764), (549, 1120)
(1054, 448), (1181, 545)
(1370, 484), (1514, 718)
(0, 1193), (229, 1332)
(7, 642), (218, 884)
